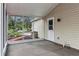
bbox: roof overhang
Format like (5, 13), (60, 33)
(6, 3), (58, 17)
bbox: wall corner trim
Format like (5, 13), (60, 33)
(2, 41), (8, 56)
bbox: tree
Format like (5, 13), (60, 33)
(8, 16), (32, 38)
(24, 16), (32, 31)
(8, 16), (15, 30)
(16, 21), (23, 30)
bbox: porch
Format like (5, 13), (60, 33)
(6, 40), (79, 56)
(1, 3), (79, 56)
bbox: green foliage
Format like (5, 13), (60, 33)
(16, 21), (23, 30)
(8, 16), (15, 30)
(8, 29), (21, 37)
(13, 32), (21, 37)
(8, 16), (32, 38)
(8, 29), (15, 37)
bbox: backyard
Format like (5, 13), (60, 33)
(8, 16), (32, 41)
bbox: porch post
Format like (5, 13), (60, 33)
(0, 3), (3, 56)
(32, 22), (34, 39)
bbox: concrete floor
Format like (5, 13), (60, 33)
(6, 40), (79, 56)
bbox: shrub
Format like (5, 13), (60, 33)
(8, 29), (21, 38)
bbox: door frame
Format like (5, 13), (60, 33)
(47, 17), (55, 41)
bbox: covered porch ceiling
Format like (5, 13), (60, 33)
(6, 3), (58, 17)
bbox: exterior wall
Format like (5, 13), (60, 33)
(46, 4), (79, 49)
(32, 19), (44, 39)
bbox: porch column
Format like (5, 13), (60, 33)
(0, 3), (3, 56)
(32, 21), (34, 39)
(0, 3), (7, 56)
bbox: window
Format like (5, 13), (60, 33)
(49, 20), (53, 30)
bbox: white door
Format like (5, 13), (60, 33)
(47, 17), (54, 41)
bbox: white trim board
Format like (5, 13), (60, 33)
(2, 42), (8, 56)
